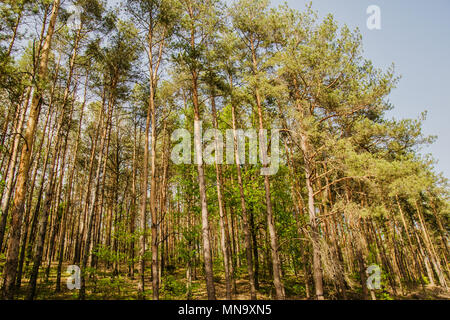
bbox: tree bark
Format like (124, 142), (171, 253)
(0, 0), (60, 299)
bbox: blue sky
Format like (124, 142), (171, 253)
(266, 0), (450, 179)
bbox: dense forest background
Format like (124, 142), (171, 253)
(0, 0), (448, 300)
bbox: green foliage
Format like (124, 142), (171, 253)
(161, 274), (187, 299)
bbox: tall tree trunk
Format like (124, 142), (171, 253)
(210, 94), (233, 299)
(415, 200), (448, 288)
(28, 34), (80, 299)
(15, 99), (53, 289)
(0, 0), (60, 299)
(149, 75), (159, 301)
(298, 129), (324, 300)
(229, 75), (257, 300)
(55, 72), (88, 292)
(129, 122), (138, 278)
(0, 88), (30, 250)
(250, 41), (284, 300)
(186, 14), (216, 297)
(27, 113), (65, 299)
(79, 85), (115, 300)
(138, 88), (151, 299)
(191, 72), (216, 299)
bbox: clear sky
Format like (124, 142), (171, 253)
(265, 0), (450, 179)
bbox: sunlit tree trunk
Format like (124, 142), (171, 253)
(229, 76), (257, 299)
(0, 0), (60, 299)
(250, 40), (285, 300)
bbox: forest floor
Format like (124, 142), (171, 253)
(6, 262), (450, 300)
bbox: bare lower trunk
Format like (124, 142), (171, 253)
(149, 88), (159, 300)
(229, 76), (257, 300)
(250, 40), (284, 300)
(299, 130), (324, 300)
(192, 72), (216, 300)
(0, 88), (31, 250)
(210, 94), (233, 299)
(79, 91), (114, 300)
(0, 0), (60, 299)
(56, 74), (87, 292)
(138, 96), (150, 299)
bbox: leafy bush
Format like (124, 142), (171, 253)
(161, 274), (186, 299)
